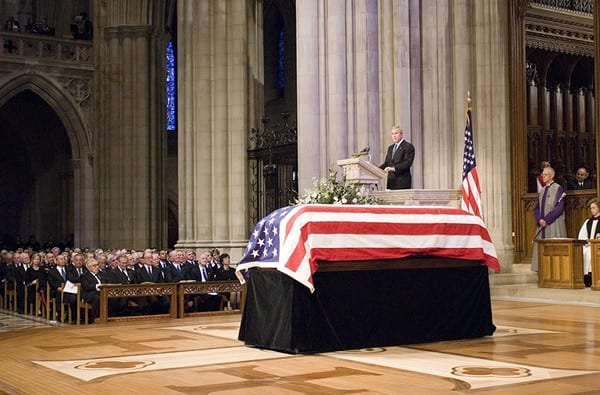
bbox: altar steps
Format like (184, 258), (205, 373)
(489, 263), (600, 306)
(488, 263), (537, 286)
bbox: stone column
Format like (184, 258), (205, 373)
(296, 0), (381, 192)
(94, 0), (166, 249)
(176, 0), (261, 257)
(378, 0), (422, 188)
(420, 0), (514, 267)
(470, 0), (513, 267)
(421, 0), (453, 189)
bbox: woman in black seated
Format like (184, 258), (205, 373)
(216, 253), (239, 310)
(25, 253), (46, 315)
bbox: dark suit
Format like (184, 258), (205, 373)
(47, 266), (77, 321)
(189, 264), (220, 311)
(567, 178), (594, 190)
(189, 264), (217, 283)
(14, 264), (27, 313)
(104, 267), (135, 316)
(80, 271), (101, 323)
(134, 265), (169, 314)
(379, 139), (415, 189)
(164, 263), (186, 282)
(106, 267), (135, 284)
(67, 265), (86, 283)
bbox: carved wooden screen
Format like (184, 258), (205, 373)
(513, 0), (596, 263)
(524, 1), (595, 192)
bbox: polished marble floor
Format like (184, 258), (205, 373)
(0, 309), (59, 332)
(1, 298), (600, 394)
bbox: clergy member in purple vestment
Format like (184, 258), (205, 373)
(531, 166), (567, 272)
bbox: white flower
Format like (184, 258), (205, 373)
(294, 169), (383, 206)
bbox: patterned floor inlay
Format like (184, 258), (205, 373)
(161, 323), (241, 340)
(325, 347), (597, 390)
(33, 346), (295, 382)
(492, 325), (560, 337)
(33, 322), (591, 390)
(0, 309), (57, 332)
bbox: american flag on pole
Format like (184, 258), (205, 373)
(461, 105), (483, 218)
(237, 204), (500, 292)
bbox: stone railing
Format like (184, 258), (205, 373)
(0, 31), (92, 66)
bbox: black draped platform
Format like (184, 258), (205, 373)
(238, 258), (495, 354)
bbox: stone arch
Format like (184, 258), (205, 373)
(0, 72), (91, 160)
(0, 72), (96, 247)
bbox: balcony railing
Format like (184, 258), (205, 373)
(0, 31), (92, 66)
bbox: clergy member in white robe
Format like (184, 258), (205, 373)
(577, 198), (600, 286)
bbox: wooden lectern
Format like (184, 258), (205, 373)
(587, 239), (600, 291)
(536, 238), (586, 289)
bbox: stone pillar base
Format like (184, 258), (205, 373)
(372, 189), (461, 207)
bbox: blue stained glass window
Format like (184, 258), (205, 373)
(277, 29), (284, 89)
(166, 40), (176, 131)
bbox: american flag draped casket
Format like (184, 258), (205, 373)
(236, 204), (500, 292)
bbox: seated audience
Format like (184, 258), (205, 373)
(568, 166), (594, 190)
(2, 244), (242, 319)
(4, 16), (20, 32)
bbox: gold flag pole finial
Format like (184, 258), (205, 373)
(465, 91), (472, 123)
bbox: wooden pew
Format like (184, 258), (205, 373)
(98, 283), (178, 323)
(96, 281), (246, 323)
(177, 280), (246, 318)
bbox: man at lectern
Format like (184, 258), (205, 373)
(379, 126), (415, 190)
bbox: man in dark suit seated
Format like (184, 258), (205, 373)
(134, 251), (169, 314)
(104, 255), (135, 316)
(189, 251), (221, 311)
(164, 250), (187, 282)
(567, 166), (594, 190)
(67, 253), (86, 284)
(80, 258), (102, 323)
(47, 255), (77, 322)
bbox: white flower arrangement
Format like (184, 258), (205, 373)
(295, 169), (383, 205)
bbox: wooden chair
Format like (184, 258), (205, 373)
(61, 287), (75, 324)
(46, 283), (58, 321)
(75, 285), (93, 325)
(25, 281), (40, 317)
(23, 282), (29, 315)
(4, 280), (17, 312)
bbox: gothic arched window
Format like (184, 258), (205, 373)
(277, 28), (284, 89)
(166, 40), (176, 131)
